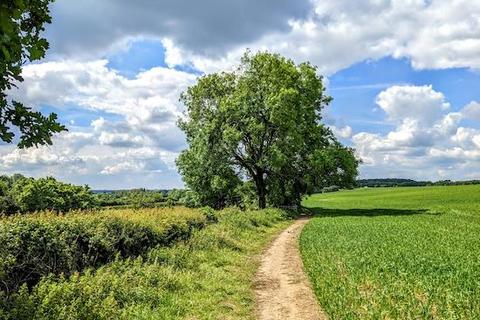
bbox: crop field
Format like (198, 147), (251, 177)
(0, 206), (291, 319)
(301, 185), (480, 319)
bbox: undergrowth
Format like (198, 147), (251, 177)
(1, 207), (292, 319)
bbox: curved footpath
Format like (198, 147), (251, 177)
(254, 217), (327, 320)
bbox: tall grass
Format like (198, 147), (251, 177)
(301, 185), (480, 319)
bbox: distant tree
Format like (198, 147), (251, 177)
(177, 51), (359, 209)
(0, 175), (97, 214)
(0, 0), (65, 148)
(12, 176), (97, 212)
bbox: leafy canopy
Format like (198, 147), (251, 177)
(1, 0), (65, 148)
(0, 174), (97, 214)
(177, 51), (358, 209)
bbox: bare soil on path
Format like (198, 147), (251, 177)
(254, 217), (327, 320)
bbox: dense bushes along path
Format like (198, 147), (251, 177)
(1, 208), (293, 319)
(254, 217), (326, 320)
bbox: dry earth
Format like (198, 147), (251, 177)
(254, 217), (327, 320)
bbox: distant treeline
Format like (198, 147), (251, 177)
(94, 188), (199, 208)
(356, 178), (480, 188)
(0, 175), (200, 215)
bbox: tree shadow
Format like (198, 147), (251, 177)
(307, 207), (430, 217)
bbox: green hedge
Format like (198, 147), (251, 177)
(1, 208), (291, 320)
(0, 211), (206, 299)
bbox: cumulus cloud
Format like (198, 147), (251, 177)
(44, 0), (312, 58)
(100, 161), (145, 175)
(1, 59), (196, 188)
(352, 85), (480, 180)
(0, 135), (180, 188)
(158, 0), (480, 75)
(375, 85), (450, 123)
(0, 136), (98, 178)
(12, 60), (196, 117)
(462, 101), (480, 120)
(9, 60), (196, 152)
(330, 125), (353, 139)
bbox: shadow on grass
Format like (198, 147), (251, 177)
(307, 207), (429, 217)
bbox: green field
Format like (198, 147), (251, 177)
(301, 185), (480, 319)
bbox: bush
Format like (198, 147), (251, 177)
(2, 208), (291, 320)
(321, 185), (340, 193)
(0, 175), (97, 214)
(94, 189), (167, 208)
(164, 189), (202, 208)
(0, 208), (207, 298)
(13, 177), (97, 213)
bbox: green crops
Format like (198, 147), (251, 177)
(301, 185), (480, 319)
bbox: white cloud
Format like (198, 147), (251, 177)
(2, 60), (198, 188)
(9, 60), (197, 152)
(0, 136), (180, 188)
(330, 125), (353, 139)
(159, 0), (480, 75)
(100, 161), (145, 175)
(461, 101), (480, 120)
(375, 85), (449, 123)
(352, 85), (480, 180)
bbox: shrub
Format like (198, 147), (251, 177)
(13, 177), (97, 213)
(0, 208), (207, 298)
(2, 208), (291, 320)
(0, 175), (97, 214)
(95, 189), (167, 208)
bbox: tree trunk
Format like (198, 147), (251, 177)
(254, 173), (267, 209)
(258, 186), (266, 209)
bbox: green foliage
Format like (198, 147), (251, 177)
(301, 185), (480, 319)
(0, 0), (66, 147)
(95, 189), (166, 208)
(0, 207), (206, 302)
(234, 180), (259, 209)
(167, 189), (201, 208)
(95, 189), (202, 209)
(177, 51), (358, 209)
(13, 177), (97, 212)
(1, 207), (291, 319)
(0, 175), (97, 214)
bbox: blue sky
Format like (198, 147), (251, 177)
(3, 0), (480, 189)
(328, 57), (480, 135)
(107, 40), (167, 78)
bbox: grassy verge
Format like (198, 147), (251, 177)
(300, 185), (480, 319)
(2, 207), (292, 320)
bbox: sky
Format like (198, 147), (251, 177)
(3, 0), (480, 189)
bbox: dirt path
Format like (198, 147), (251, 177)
(254, 217), (327, 320)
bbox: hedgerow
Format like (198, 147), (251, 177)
(0, 208), (206, 302)
(1, 208), (292, 320)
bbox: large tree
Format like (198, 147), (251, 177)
(1, 0), (65, 148)
(177, 51), (358, 209)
